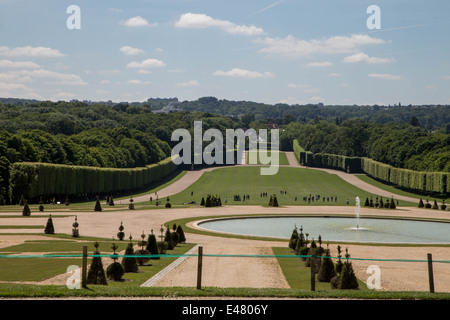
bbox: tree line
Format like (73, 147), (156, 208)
(283, 119), (449, 173)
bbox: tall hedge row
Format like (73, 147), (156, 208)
(361, 158), (447, 195)
(9, 157), (178, 203)
(293, 140), (362, 173)
(293, 140), (448, 196)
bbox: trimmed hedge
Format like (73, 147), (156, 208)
(9, 157), (178, 203)
(293, 140), (448, 196)
(293, 140), (362, 173)
(361, 158), (447, 195)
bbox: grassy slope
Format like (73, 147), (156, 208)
(165, 166), (415, 206)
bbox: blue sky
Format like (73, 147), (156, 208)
(0, 0), (449, 105)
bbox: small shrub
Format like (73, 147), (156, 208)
(94, 198), (102, 212)
(117, 222), (125, 241)
(72, 216), (79, 238)
(39, 197), (44, 212)
(425, 201), (432, 209)
(299, 247), (309, 261)
(122, 240), (139, 273)
(157, 241), (168, 254)
(165, 228), (174, 250)
(364, 197), (370, 207)
(87, 242), (108, 285)
(176, 225), (186, 243)
(22, 200), (31, 216)
(432, 200), (439, 210)
(330, 275), (340, 289)
(317, 247), (336, 283)
(44, 215), (55, 234)
(146, 233), (160, 259)
(106, 262), (124, 281)
(338, 249), (359, 290)
(418, 198), (424, 208)
(128, 196), (135, 210)
(135, 249), (151, 266)
(389, 197), (396, 209)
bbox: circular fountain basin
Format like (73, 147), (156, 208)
(196, 215), (450, 244)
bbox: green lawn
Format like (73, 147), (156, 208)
(247, 151), (290, 165)
(0, 258), (90, 281)
(0, 234), (195, 283)
(165, 166), (415, 206)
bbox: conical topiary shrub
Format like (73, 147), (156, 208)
(39, 197), (44, 212)
(317, 246), (336, 282)
(94, 198), (102, 212)
(339, 248), (359, 289)
(389, 197), (396, 209)
(176, 225), (186, 244)
(418, 198), (424, 208)
(87, 242), (108, 285)
(432, 200), (439, 210)
(146, 231), (160, 259)
(109, 196), (115, 206)
(121, 235), (138, 273)
(200, 197), (205, 206)
(289, 226), (299, 250)
(22, 200), (31, 216)
(44, 215), (55, 234)
(305, 238), (317, 267)
(165, 228), (174, 250)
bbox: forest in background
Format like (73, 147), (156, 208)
(0, 97), (448, 203)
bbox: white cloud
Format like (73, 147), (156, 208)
(120, 46), (145, 56)
(288, 83), (308, 88)
(343, 52), (395, 64)
(327, 73), (342, 77)
(127, 79), (151, 85)
(213, 68), (274, 78)
(0, 82), (29, 91)
(137, 69), (152, 74)
(175, 80), (199, 87)
(122, 16), (157, 27)
(5, 69), (87, 85)
(279, 96), (324, 105)
(127, 58), (166, 69)
(425, 85), (438, 90)
(304, 61), (333, 67)
(442, 75), (450, 80)
(255, 34), (385, 58)
(368, 73), (403, 80)
(175, 13), (264, 36)
(0, 59), (40, 69)
(0, 72), (32, 83)
(99, 80), (110, 84)
(109, 8), (122, 13)
(0, 46), (65, 57)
